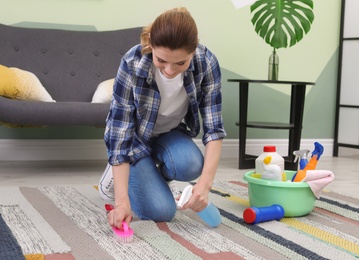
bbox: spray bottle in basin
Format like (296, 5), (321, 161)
(292, 142), (324, 182)
(293, 149), (310, 170)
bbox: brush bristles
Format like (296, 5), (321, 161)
(113, 232), (133, 243)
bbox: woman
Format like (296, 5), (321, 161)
(99, 7), (226, 229)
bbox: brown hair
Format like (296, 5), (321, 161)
(141, 7), (198, 55)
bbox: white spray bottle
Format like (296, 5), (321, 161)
(177, 185), (221, 227)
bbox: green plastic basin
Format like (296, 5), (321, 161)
(243, 171), (316, 217)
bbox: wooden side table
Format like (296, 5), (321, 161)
(227, 79), (315, 170)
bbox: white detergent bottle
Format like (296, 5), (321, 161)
(255, 145), (284, 176)
(261, 156), (283, 181)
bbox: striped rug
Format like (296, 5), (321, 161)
(0, 180), (358, 260)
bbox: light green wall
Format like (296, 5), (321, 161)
(0, 0), (341, 139)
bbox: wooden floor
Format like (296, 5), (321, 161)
(0, 155), (358, 198)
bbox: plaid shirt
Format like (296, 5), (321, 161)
(105, 44), (226, 165)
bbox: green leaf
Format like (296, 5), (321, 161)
(250, 0), (314, 49)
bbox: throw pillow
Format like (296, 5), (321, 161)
(0, 64), (55, 102)
(91, 78), (115, 103)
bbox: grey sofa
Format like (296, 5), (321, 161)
(0, 23), (142, 127)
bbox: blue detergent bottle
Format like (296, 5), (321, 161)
(243, 204), (285, 224)
(177, 185), (222, 228)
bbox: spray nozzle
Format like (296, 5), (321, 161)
(293, 149), (310, 163)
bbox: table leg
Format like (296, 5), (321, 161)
(287, 84), (306, 170)
(239, 82), (249, 169)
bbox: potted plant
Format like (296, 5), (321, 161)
(250, 0), (314, 80)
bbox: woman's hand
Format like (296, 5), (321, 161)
(182, 182), (210, 212)
(107, 203), (132, 228)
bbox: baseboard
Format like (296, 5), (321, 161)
(0, 138), (335, 161)
(0, 139), (108, 161)
(197, 138), (334, 159)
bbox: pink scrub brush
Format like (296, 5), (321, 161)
(105, 204), (134, 243)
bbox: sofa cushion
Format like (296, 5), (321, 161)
(91, 78), (114, 103)
(0, 96), (109, 127)
(0, 64), (55, 102)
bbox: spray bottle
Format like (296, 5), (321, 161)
(293, 149), (310, 170)
(177, 185), (221, 228)
(292, 142), (324, 182)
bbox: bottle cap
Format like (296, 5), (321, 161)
(243, 208), (257, 224)
(263, 145), (276, 152)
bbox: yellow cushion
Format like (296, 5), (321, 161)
(91, 78), (114, 103)
(0, 64), (55, 102)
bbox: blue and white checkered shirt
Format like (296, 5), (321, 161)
(105, 44), (226, 165)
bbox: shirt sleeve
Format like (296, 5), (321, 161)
(199, 48), (227, 145)
(104, 57), (135, 165)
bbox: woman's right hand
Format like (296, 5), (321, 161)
(107, 203), (132, 229)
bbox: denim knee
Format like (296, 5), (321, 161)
(151, 130), (204, 181)
(178, 153), (203, 180)
(189, 153), (204, 175)
(135, 198), (177, 222)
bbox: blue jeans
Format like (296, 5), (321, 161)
(128, 130), (204, 222)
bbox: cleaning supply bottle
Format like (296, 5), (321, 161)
(255, 146), (284, 175)
(243, 204), (285, 224)
(261, 156), (282, 181)
(177, 185), (221, 228)
(292, 142), (324, 182)
(293, 149), (310, 170)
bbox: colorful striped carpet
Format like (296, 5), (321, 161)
(0, 180), (358, 260)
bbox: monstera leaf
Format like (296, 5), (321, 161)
(251, 0), (314, 49)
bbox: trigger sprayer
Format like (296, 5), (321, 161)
(293, 149), (310, 170)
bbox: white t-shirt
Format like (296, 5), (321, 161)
(152, 68), (189, 135)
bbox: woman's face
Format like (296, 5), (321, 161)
(151, 46), (193, 79)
